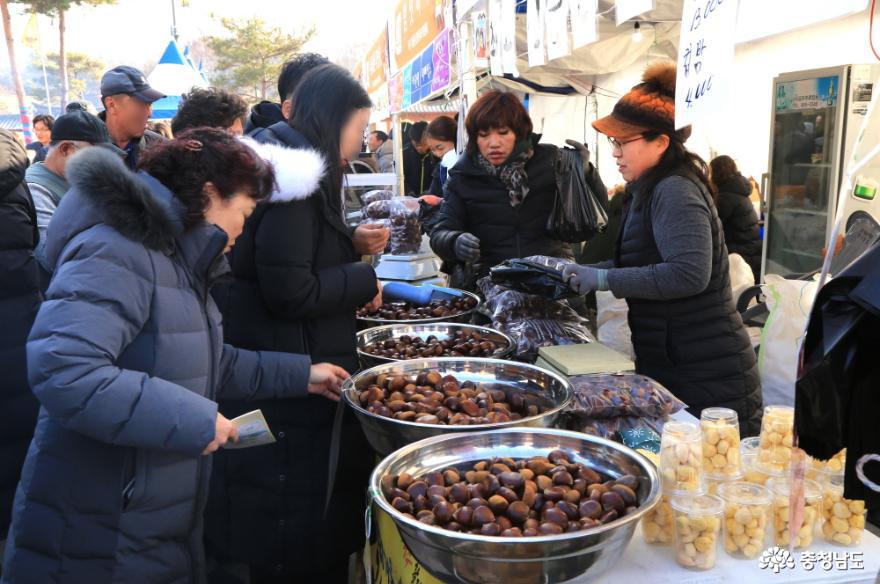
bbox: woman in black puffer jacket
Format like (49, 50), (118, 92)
(430, 91), (606, 288)
(711, 155), (763, 283)
(0, 130), (40, 541)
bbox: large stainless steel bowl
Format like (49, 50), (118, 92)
(370, 427), (661, 584)
(356, 323), (515, 368)
(343, 358), (573, 457)
(356, 290), (481, 330)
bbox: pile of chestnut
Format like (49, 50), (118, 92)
(381, 449), (640, 537)
(361, 330), (502, 360)
(357, 296), (478, 321)
(357, 372), (546, 425)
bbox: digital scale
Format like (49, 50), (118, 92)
(374, 235), (447, 287)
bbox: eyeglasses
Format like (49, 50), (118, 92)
(607, 135), (644, 154)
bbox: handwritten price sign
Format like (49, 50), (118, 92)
(675, 0), (739, 130)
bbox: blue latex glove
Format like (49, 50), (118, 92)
(562, 264), (601, 295)
(454, 233), (481, 262)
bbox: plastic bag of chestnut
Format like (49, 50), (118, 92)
(362, 197), (422, 255)
(478, 271), (593, 362)
(380, 449), (642, 536)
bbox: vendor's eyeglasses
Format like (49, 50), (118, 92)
(608, 135), (644, 154)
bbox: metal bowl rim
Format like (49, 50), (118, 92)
(356, 290), (482, 325)
(343, 357), (574, 431)
(369, 426), (662, 543)
(356, 323), (516, 364)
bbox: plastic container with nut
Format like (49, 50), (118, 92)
(718, 481), (772, 559)
(701, 407), (741, 479)
(820, 473), (867, 546)
(807, 449), (846, 484)
(767, 477), (822, 549)
(757, 405), (794, 474)
(671, 494), (723, 570)
(659, 421), (704, 494)
(740, 436), (777, 485)
(641, 494), (674, 545)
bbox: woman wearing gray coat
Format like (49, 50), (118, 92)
(0, 128), (347, 584)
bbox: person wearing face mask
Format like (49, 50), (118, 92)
(562, 63), (762, 435)
(430, 90), (607, 288)
(0, 128), (347, 584)
(423, 115), (459, 199)
(207, 64), (382, 583)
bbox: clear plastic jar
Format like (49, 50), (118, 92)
(807, 449), (846, 484)
(820, 473), (867, 546)
(659, 421), (703, 494)
(642, 495), (674, 545)
(718, 481), (771, 559)
(767, 477), (822, 549)
(701, 408), (741, 479)
(740, 436), (778, 485)
(757, 405), (794, 474)
(671, 494), (723, 570)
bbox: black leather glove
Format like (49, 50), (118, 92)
(454, 233), (481, 262)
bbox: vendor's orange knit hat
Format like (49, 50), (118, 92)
(593, 61), (692, 142)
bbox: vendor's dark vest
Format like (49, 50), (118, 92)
(615, 169), (762, 432)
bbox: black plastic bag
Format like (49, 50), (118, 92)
(489, 255), (576, 300)
(547, 148), (608, 243)
(796, 241), (880, 508)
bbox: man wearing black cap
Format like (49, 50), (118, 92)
(98, 65), (167, 170)
(26, 109), (125, 270)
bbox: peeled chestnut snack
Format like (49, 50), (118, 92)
(381, 452), (641, 537)
(356, 371), (547, 425)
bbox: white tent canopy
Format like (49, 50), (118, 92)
(148, 39), (209, 119)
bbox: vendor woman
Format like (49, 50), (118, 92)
(562, 62), (762, 435)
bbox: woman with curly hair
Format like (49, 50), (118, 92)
(0, 128), (348, 583)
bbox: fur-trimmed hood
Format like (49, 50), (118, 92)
(241, 137), (326, 204)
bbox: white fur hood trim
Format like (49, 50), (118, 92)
(240, 137), (326, 203)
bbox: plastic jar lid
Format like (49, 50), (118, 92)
(671, 493), (724, 516)
(763, 405), (794, 419)
(717, 481), (772, 506)
(662, 421), (701, 442)
(767, 477), (822, 502)
(740, 436), (760, 457)
(701, 407), (739, 426)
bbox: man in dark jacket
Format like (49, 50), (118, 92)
(244, 53), (329, 134)
(710, 156), (762, 283)
(0, 130), (41, 544)
(98, 65), (166, 170)
(403, 121), (437, 196)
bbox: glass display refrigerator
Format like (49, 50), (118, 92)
(762, 64), (880, 278)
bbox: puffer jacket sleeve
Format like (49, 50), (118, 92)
(216, 345), (311, 401)
(27, 230), (218, 457)
(429, 173), (468, 263)
(254, 200), (378, 320)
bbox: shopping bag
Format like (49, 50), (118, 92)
(488, 256), (577, 300)
(757, 274), (821, 407)
(596, 290), (634, 359)
(546, 147), (608, 243)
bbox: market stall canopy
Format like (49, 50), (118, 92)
(148, 39), (209, 119)
(496, 0), (682, 95)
